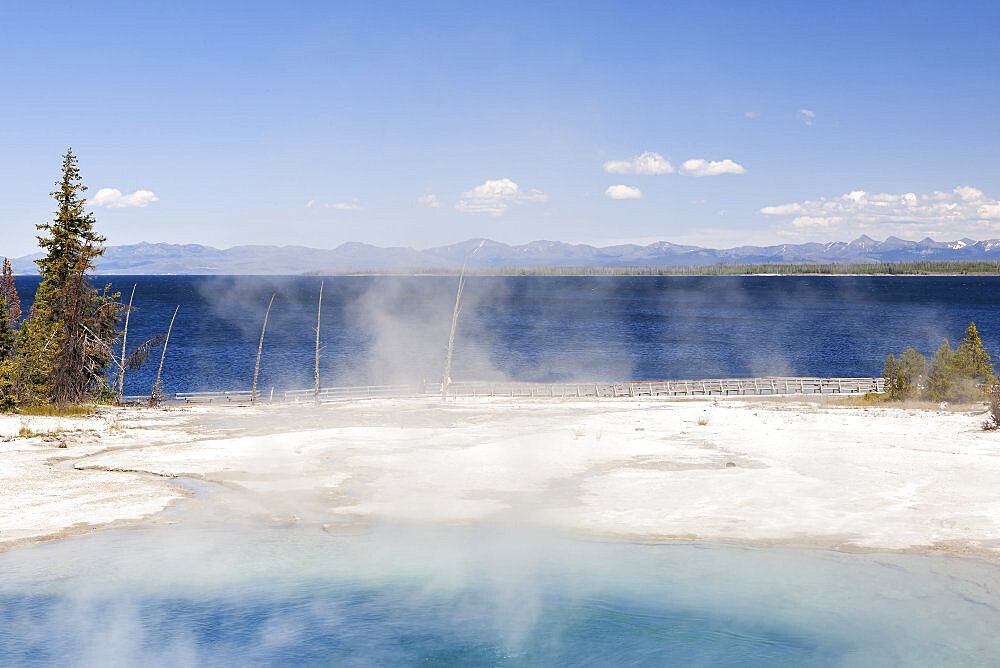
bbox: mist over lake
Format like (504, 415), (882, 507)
(13, 275), (1000, 396)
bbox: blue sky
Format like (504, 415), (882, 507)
(2, 1), (999, 256)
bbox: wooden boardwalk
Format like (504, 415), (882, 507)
(125, 376), (884, 404)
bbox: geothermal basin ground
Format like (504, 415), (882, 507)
(2, 396), (999, 558)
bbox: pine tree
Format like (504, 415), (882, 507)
(0, 298), (13, 360)
(18, 149), (119, 405)
(1, 258), (21, 325)
(0, 295), (15, 409)
(883, 347), (927, 400)
(898, 347), (928, 399)
(954, 322), (994, 383)
(882, 354), (900, 399)
(924, 340), (955, 402)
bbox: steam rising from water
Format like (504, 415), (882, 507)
(2, 516), (999, 666)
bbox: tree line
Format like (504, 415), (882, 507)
(309, 261), (1000, 277)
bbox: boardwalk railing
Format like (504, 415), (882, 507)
(124, 376), (884, 404)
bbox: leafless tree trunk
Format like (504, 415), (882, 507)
(441, 268), (466, 398)
(314, 281), (324, 402)
(150, 305), (179, 406)
(440, 242), (484, 399)
(251, 293), (276, 403)
(116, 284), (136, 403)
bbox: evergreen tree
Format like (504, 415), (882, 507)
(954, 322), (995, 383)
(883, 347), (927, 400)
(0, 298), (13, 360)
(899, 347), (928, 389)
(924, 340), (955, 402)
(18, 149), (119, 404)
(0, 257), (21, 363)
(882, 354), (900, 399)
(1, 258), (21, 324)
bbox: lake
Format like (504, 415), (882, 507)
(12, 275), (1000, 396)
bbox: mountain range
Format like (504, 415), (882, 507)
(8, 236), (1000, 275)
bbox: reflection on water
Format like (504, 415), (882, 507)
(1, 518), (999, 666)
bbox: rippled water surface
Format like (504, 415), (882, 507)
(12, 275), (1000, 395)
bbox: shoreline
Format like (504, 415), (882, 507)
(2, 397), (999, 565)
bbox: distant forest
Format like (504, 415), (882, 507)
(310, 261), (1000, 277)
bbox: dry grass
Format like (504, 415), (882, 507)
(15, 404), (96, 418)
(830, 393), (891, 407)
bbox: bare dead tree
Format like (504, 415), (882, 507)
(251, 293), (276, 403)
(150, 305), (179, 406)
(314, 281), (324, 402)
(115, 284), (136, 403)
(441, 241), (484, 398)
(441, 270), (465, 399)
(986, 383), (1000, 431)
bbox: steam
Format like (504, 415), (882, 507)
(2, 519), (999, 665)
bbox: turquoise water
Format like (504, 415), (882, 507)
(2, 519), (999, 666)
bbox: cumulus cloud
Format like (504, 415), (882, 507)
(679, 158), (746, 177)
(603, 152), (673, 175)
(761, 186), (1000, 236)
(456, 178), (546, 216)
(605, 184), (642, 200)
(90, 187), (159, 208)
(417, 194), (440, 208)
(798, 109), (816, 126)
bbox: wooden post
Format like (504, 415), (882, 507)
(251, 293), (276, 403)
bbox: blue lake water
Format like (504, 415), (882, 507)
(2, 520), (999, 666)
(12, 275), (1000, 396)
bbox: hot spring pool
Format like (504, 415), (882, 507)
(1, 517), (999, 667)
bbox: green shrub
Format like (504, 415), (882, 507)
(0, 360), (17, 412)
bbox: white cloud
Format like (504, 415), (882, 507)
(325, 201), (359, 210)
(744, 111), (759, 119)
(90, 187), (159, 208)
(605, 184), (642, 200)
(679, 158), (746, 177)
(798, 109), (816, 126)
(417, 194), (441, 208)
(456, 178), (546, 216)
(305, 199), (316, 209)
(603, 151), (673, 175)
(761, 186), (1000, 237)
